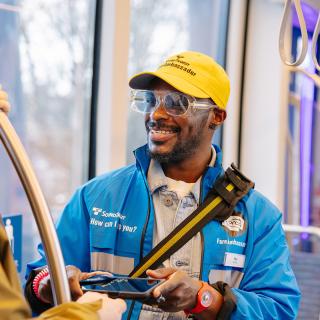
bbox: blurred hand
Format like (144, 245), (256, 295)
(77, 291), (126, 320)
(0, 88), (10, 113)
(146, 268), (202, 312)
(38, 265), (112, 304)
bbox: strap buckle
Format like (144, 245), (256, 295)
(213, 163), (255, 208)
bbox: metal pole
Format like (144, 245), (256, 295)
(283, 224), (320, 238)
(0, 110), (71, 305)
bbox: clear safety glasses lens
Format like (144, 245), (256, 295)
(130, 90), (191, 116)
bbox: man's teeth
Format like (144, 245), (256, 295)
(151, 129), (175, 134)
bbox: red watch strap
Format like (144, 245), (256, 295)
(184, 282), (214, 315)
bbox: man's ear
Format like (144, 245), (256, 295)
(209, 108), (227, 126)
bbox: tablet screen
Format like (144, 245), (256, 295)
(82, 277), (161, 294)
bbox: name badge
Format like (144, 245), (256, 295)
(224, 252), (246, 268)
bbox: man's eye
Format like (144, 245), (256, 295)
(143, 94), (156, 105)
(178, 95), (189, 107)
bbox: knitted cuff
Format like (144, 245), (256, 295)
(32, 267), (49, 302)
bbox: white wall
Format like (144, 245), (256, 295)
(223, 0), (248, 168)
(96, 0), (130, 176)
(239, 0), (290, 211)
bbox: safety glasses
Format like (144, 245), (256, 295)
(130, 89), (217, 116)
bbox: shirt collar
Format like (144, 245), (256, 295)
(147, 160), (167, 194)
(147, 147), (217, 199)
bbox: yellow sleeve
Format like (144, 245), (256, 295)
(0, 221), (101, 320)
(37, 301), (102, 320)
(0, 222), (32, 319)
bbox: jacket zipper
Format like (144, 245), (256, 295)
(127, 163), (151, 320)
(199, 166), (210, 281)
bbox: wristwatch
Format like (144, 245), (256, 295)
(184, 281), (214, 315)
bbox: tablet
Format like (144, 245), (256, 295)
(81, 276), (163, 300)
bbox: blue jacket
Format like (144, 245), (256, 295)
(26, 144), (300, 319)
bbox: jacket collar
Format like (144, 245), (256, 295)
(133, 144), (224, 197)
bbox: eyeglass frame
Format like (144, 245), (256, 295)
(129, 89), (218, 117)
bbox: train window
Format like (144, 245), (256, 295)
(283, 2), (320, 319)
(0, 0), (96, 280)
(126, 0), (230, 164)
(284, 3), (320, 229)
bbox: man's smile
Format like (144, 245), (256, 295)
(149, 129), (178, 142)
(147, 122), (180, 143)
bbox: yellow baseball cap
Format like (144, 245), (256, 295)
(129, 51), (230, 109)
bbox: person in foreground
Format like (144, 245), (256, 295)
(24, 51), (300, 319)
(0, 91), (126, 320)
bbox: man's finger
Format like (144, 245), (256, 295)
(70, 286), (84, 300)
(152, 276), (180, 298)
(146, 267), (176, 279)
(0, 88), (10, 114)
(112, 298), (127, 313)
(0, 100), (10, 113)
(0, 90), (8, 100)
(69, 276), (84, 300)
(80, 270), (113, 280)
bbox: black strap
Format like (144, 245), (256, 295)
(129, 163), (254, 278)
(211, 282), (237, 320)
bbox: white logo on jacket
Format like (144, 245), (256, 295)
(92, 207), (102, 215)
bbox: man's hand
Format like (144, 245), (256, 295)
(77, 291), (127, 320)
(146, 268), (202, 312)
(0, 88), (10, 114)
(38, 265), (111, 304)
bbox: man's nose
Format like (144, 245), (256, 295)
(149, 101), (169, 120)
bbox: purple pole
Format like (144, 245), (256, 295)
(300, 42), (315, 229)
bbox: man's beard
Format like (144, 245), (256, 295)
(148, 135), (201, 163)
(146, 113), (209, 164)
(147, 120), (208, 164)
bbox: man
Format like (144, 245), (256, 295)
(24, 51), (300, 319)
(0, 89), (126, 320)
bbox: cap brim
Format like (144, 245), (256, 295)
(129, 71), (209, 99)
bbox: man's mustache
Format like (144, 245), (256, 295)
(145, 120), (180, 132)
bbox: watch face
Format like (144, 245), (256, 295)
(201, 290), (213, 307)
